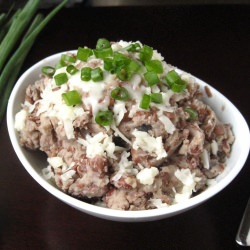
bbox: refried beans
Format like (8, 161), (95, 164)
(14, 39), (234, 210)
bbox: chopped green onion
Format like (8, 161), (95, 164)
(166, 70), (187, 92)
(104, 58), (114, 72)
(125, 42), (141, 52)
(91, 67), (103, 82)
(76, 47), (92, 62)
(127, 60), (141, 73)
(81, 67), (92, 81)
(41, 66), (55, 77)
(94, 38), (113, 59)
(62, 90), (82, 106)
(95, 110), (113, 126)
(113, 52), (131, 66)
(116, 66), (131, 81)
(66, 64), (78, 75)
(140, 44), (153, 63)
(151, 93), (163, 103)
(140, 94), (151, 110)
(166, 70), (180, 84)
(144, 71), (160, 86)
(111, 86), (130, 101)
(145, 60), (163, 74)
(55, 59), (66, 69)
(96, 38), (111, 49)
(184, 108), (198, 121)
(61, 54), (76, 64)
(93, 47), (113, 59)
(54, 72), (68, 86)
(170, 80), (186, 92)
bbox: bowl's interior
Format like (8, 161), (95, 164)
(7, 52), (250, 222)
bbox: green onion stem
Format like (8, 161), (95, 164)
(0, 14), (43, 122)
(0, 4), (15, 28)
(22, 13), (44, 41)
(0, 13), (7, 27)
(0, 0), (41, 72)
(0, 9), (21, 43)
(0, 0), (68, 123)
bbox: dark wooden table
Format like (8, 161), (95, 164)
(0, 4), (249, 250)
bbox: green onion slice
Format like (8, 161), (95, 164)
(91, 67), (104, 82)
(93, 47), (113, 59)
(140, 94), (151, 110)
(184, 108), (198, 121)
(125, 42), (141, 52)
(54, 72), (68, 86)
(111, 86), (130, 101)
(61, 54), (76, 64)
(166, 70), (180, 84)
(127, 60), (141, 73)
(55, 60), (66, 70)
(116, 66), (131, 81)
(62, 90), (82, 106)
(145, 60), (163, 74)
(113, 52), (131, 66)
(140, 44), (153, 63)
(165, 70), (187, 92)
(170, 80), (187, 92)
(96, 38), (111, 49)
(66, 65), (78, 75)
(95, 110), (113, 126)
(151, 93), (163, 103)
(104, 58), (114, 72)
(76, 47), (92, 62)
(81, 67), (91, 81)
(41, 66), (55, 77)
(144, 71), (160, 86)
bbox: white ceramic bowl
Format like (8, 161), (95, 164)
(7, 52), (250, 222)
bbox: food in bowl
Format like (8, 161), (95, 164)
(14, 39), (234, 211)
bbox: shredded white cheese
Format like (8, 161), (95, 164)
(112, 151), (138, 182)
(60, 169), (76, 182)
(211, 140), (218, 155)
(113, 101), (127, 125)
(128, 104), (139, 118)
(111, 124), (132, 145)
(132, 130), (167, 160)
(77, 132), (116, 159)
(136, 167), (159, 185)
(14, 109), (27, 131)
(152, 49), (164, 61)
(149, 198), (168, 208)
(157, 112), (175, 134)
(47, 157), (64, 168)
(201, 149), (210, 169)
(42, 165), (54, 180)
(174, 168), (201, 203)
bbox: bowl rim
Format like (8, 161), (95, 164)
(7, 51), (250, 221)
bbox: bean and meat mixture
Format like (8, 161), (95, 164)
(15, 39), (234, 210)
